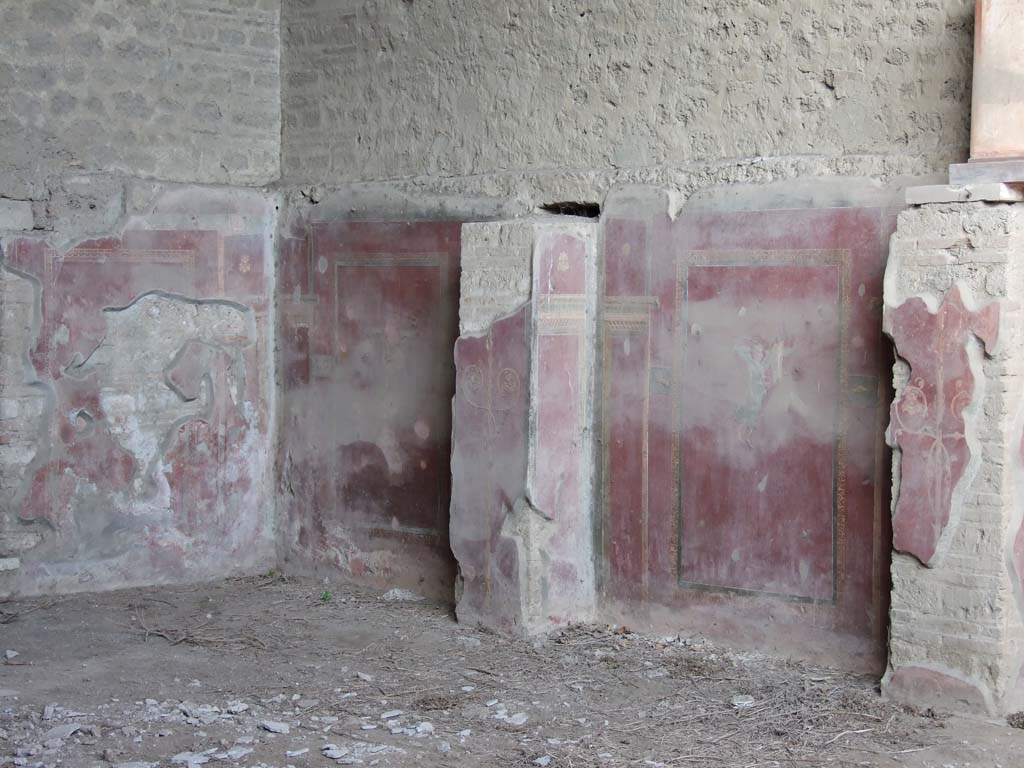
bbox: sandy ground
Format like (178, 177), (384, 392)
(1, 575), (1023, 768)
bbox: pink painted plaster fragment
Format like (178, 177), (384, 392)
(885, 285), (999, 565)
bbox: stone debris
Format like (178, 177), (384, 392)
(0, 582), (976, 767)
(40, 722), (80, 742)
(219, 745), (253, 760)
(381, 588), (424, 602)
(259, 720), (291, 734)
(170, 748), (216, 764)
(322, 744), (350, 759)
(730, 694), (756, 709)
(4, 649), (18, 660)
(180, 702), (221, 725)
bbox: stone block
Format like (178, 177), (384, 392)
(949, 160), (1024, 186)
(0, 558), (19, 572)
(906, 183), (1024, 205)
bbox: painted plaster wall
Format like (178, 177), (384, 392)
(591, 184), (898, 670)
(276, 213), (462, 599)
(451, 219), (598, 633)
(1, 0), (281, 209)
(0, 186), (279, 597)
(282, 0), (974, 204)
(0, 0), (283, 597)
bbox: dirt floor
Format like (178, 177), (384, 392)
(2, 576), (1023, 768)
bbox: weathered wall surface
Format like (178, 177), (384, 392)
(277, 214), (462, 599)
(0, 187), (278, 596)
(1, 0), (280, 208)
(882, 201), (1024, 715)
(595, 184), (898, 670)
(282, 0), (973, 203)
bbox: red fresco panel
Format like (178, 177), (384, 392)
(277, 221), (461, 597)
(603, 326), (650, 602)
(3, 209), (273, 590)
(534, 334), (581, 519)
(450, 305), (531, 630)
(680, 263), (840, 601)
(600, 202), (894, 667)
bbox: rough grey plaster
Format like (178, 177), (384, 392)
(0, 0), (281, 202)
(282, 0), (974, 189)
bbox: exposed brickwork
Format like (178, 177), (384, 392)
(883, 201), (1024, 714)
(0, 0), (280, 198)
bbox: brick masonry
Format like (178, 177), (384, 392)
(883, 201), (1024, 714)
(0, 0), (280, 199)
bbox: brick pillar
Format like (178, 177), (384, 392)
(882, 201), (1024, 714)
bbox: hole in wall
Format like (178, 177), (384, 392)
(540, 201), (601, 219)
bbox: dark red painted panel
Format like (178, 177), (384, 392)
(450, 304), (531, 629)
(603, 328), (649, 602)
(681, 264), (840, 601)
(277, 221), (461, 597)
(600, 202), (896, 668)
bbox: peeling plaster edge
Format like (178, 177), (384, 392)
(456, 297), (534, 342)
(0, 259), (57, 535)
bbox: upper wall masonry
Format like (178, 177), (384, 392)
(0, 0), (281, 199)
(281, 0), (975, 186)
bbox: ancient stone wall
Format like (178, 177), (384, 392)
(282, 0), (974, 204)
(0, 0), (282, 596)
(1, 0), (281, 205)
